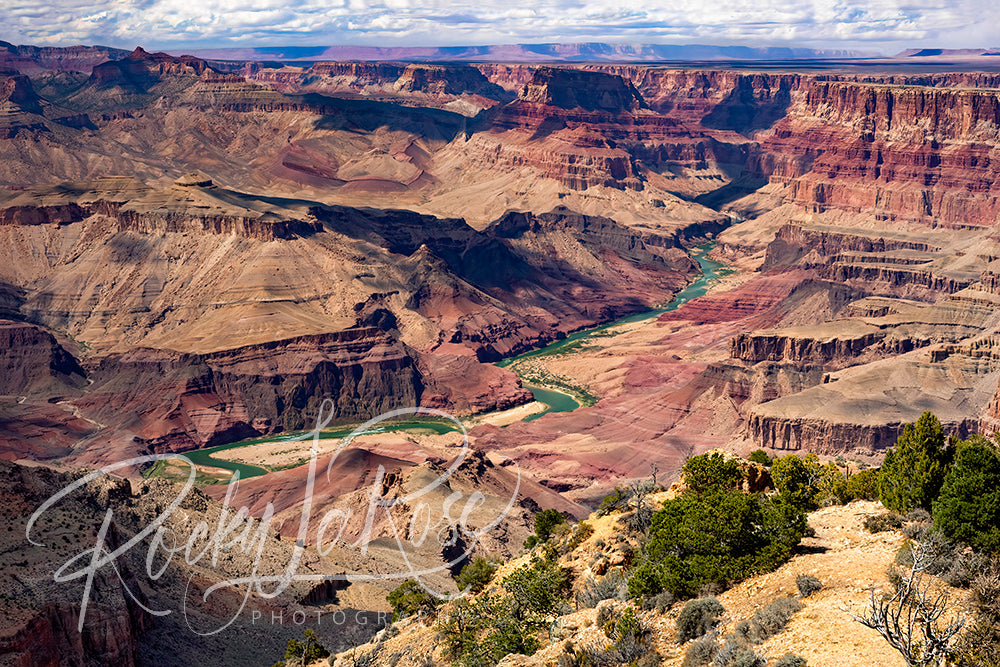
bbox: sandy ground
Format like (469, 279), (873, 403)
(222, 430), (466, 469)
(204, 402), (545, 473)
(161, 458), (234, 483)
(687, 500), (909, 667)
(463, 400), (548, 427)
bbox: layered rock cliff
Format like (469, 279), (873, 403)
(0, 172), (701, 462)
(75, 327), (421, 459)
(0, 42), (128, 75)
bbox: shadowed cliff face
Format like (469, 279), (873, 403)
(75, 328), (423, 458)
(0, 42), (128, 75)
(517, 67), (647, 112)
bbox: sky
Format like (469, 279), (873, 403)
(1, 0), (998, 53)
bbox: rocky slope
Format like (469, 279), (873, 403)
(4, 51), (1000, 235)
(10, 48), (1000, 471)
(0, 457), (523, 666)
(240, 61), (513, 115)
(331, 497), (910, 667)
(2, 46), (1000, 531)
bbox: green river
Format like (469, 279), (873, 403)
(505, 242), (731, 421)
(157, 242), (730, 481)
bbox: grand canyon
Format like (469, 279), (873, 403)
(3, 36), (1000, 666)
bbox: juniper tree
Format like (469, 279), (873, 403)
(878, 412), (951, 513)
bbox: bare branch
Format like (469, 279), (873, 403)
(849, 537), (965, 667)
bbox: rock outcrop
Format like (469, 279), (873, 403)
(517, 67), (646, 112)
(89, 47), (216, 89)
(78, 327), (422, 458)
(0, 320), (85, 395)
(0, 42), (128, 74)
(0, 176), (321, 240)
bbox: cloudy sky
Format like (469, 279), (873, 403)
(2, 0), (998, 53)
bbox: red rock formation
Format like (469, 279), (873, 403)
(482, 73), (747, 191)
(0, 73), (42, 114)
(474, 63), (539, 91)
(241, 61), (509, 112)
(518, 67), (646, 112)
(89, 47), (216, 88)
(0, 601), (148, 667)
(0, 177), (320, 240)
(75, 327), (423, 461)
(418, 353), (533, 413)
(730, 329), (926, 365)
(0, 320), (84, 395)
(393, 63), (507, 98)
(0, 42), (128, 74)
(747, 413), (978, 454)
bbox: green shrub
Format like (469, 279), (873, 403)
(557, 642), (592, 667)
(834, 468), (880, 503)
(628, 559), (664, 600)
(596, 602), (615, 629)
(524, 508), (568, 549)
(748, 597), (801, 641)
(564, 521), (594, 553)
(774, 654), (807, 667)
(878, 411), (951, 513)
(277, 629), (329, 667)
(597, 486), (631, 516)
(576, 571), (626, 609)
(863, 512), (904, 533)
(933, 436), (1000, 553)
(605, 606), (651, 663)
(641, 590), (676, 614)
(469, 594), (543, 662)
(683, 452), (744, 495)
(902, 521), (928, 541)
(387, 580), (439, 621)
(771, 455), (819, 509)
(748, 449), (771, 466)
(955, 559), (1000, 666)
(895, 530), (977, 587)
(455, 557), (498, 594)
(437, 556), (571, 667)
(904, 508), (932, 523)
(728, 649), (766, 667)
(502, 555), (572, 618)
(630, 489), (805, 600)
(796, 574), (822, 598)
(676, 596), (724, 643)
(713, 635), (746, 666)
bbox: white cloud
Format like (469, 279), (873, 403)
(0, 0), (997, 51)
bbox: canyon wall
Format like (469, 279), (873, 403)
(77, 327), (422, 458)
